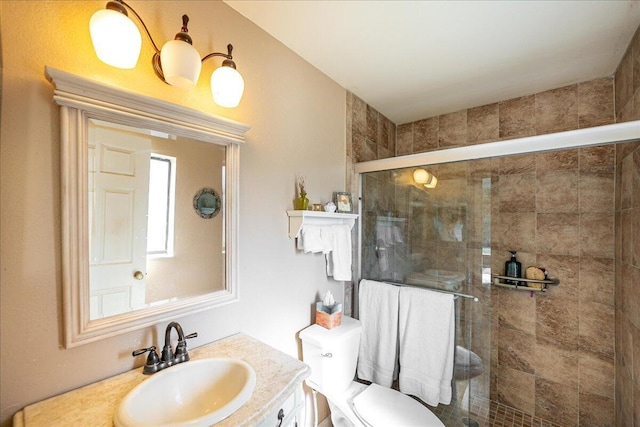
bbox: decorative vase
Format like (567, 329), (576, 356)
(296, 191), (309, 210)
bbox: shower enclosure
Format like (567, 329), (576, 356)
(358, 159), (492, 426)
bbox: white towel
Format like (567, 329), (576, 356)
(324, 224), (352, 281)
(297, 225), (331, 253)
(357, 279), (399, 387)
(398, 287), (455, 406)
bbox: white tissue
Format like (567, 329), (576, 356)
(322, 290), (335, 308)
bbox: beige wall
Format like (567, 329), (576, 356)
(0, 1), (345, 425)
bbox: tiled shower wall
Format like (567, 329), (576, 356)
(490, 146), (616, 426)
(613, 24), (640, 427)
(347, 24), (639, 427)
(614, 141), (640, 427)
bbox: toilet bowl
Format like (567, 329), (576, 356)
(300, 316), (444, 427)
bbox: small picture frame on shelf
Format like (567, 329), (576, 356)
(333, 192), (352, 213)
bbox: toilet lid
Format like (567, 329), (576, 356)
(352, 384), (444, 427)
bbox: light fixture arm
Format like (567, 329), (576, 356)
(112, 0), (161, 54)
(202, 44), (236, 69)
(108, 0), (169, 81)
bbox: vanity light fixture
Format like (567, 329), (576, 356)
(89, 0), (245, 107)
(413, 168), (438, 189)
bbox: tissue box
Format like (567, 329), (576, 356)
(316, 301), (342, 329)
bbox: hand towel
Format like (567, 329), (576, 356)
(398, 287), (455, 406)
(325, 224), (352, 281)
(357, 279), (400, 387)
(297, 225), (332, 254)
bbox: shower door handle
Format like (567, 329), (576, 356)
(375, 239), (387, 258)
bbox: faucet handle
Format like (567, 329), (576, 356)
(174, 332), (198, 363)
(133, 346), (161, 375)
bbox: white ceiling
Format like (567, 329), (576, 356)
(224, 0), (640, 124)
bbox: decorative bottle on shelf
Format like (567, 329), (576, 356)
(504, 250), (522, 285)
(296, 191), (309, 210)
(295, 176), (309, 210)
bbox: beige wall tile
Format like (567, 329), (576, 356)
(438, 110), (467, 148)
(352, 133), (366, 163)
(579, 170), (614, 213)
(578, 78), (615, 128)
(536, 213), (580, 256)
(579, 257), (614, 306)
(535, 85), (579, 135)
(499, 153), (536, 174)
(497, 367), (535, 414)
(622, 263), (640, 330)
(578, 301), (615, 360)
(499, 173), (537, 213)
(535, 339), (579, 389)
(536, 149), (579, 171)
(534, 377), (579, 426)
(396, 123), (413, 155)
(578, 391), (614, 427)
(615, 42), (634, 115)
(579, 145), (615, 171)
(578, 352), (614, 398)
(494, 212), (536, 253)
(378, 114), (389, 150)
(615, 363), (634, 427)
(536, 169), (579, 213)
(536, 296), (579, 350)
(352, 94), (367, 137)
(498, 326), (535, 373)
(498, 288), (536, 334)
(366, 104), (379, 145)
(499, 95), (535, 140)
(413, 117), (438, 153)
(580, 212), (614, 258)
(468, 103), (499, 144)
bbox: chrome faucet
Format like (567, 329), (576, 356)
(132, 321), (198, 375)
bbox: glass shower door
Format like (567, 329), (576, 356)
(359, 159), (493, 427)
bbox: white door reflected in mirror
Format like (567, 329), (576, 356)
(89, 122), (150, 319)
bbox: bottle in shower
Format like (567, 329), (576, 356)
(505, 250), (522, 285)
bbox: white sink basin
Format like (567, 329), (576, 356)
(114, 358), (257, 427)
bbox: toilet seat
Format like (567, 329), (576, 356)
(351, 383), (444, 427)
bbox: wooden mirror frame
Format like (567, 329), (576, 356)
(46, 67), (250, 347)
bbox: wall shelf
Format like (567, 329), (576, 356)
(491, 274), (559, 293)
(286, 210), (359, 239)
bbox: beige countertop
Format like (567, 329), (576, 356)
(13, 333), (310, 427)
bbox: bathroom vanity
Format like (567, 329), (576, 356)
(13, 334), (310, 427)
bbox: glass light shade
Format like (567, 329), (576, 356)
(160, 40), (202, 89)
(413, 168), (429, 184)
(211, 66), (245, 108)
(424, 175), (438, 189)
(413, 168), (437, 188)
(90, 9), (142, 69)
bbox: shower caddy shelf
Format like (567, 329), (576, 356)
(491, 274), (559, 292)
(286, 210), (359, 239)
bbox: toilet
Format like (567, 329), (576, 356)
(300, 316), (444, 427)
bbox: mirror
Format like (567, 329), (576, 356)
(46, 67), (249, 347)
(88, 120), (226, 320)
(194, 188), (222, 218)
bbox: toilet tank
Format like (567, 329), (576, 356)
(300, 316), (362, 396)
